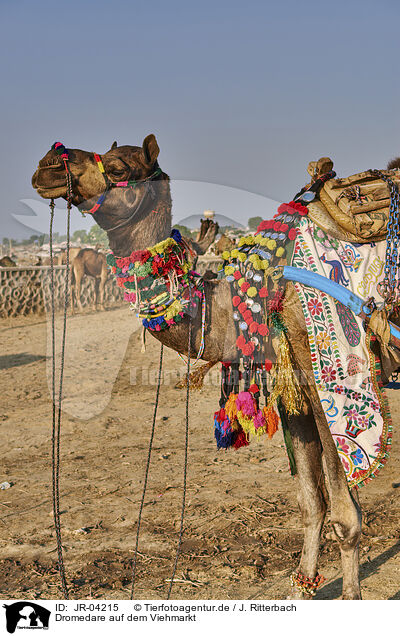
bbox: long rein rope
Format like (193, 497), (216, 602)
(49, 142), (193, 599)
(49, 148), (74, 598)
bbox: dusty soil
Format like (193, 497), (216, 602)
(1, 306), (400, 601)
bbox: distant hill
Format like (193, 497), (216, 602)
(175, 213), (245, 229)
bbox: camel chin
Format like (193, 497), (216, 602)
(35, 186), (67, 199)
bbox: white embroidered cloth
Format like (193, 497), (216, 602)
(292, 217), (392, 488)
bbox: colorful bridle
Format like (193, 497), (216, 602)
(51, 141), (162, 221)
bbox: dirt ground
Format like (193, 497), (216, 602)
(1, 305), (400, 601)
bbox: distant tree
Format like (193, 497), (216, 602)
(72, 229), (89, 244)
(88, 224), (109, 247)
(248, 216), (263, 231)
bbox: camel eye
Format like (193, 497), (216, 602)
(110, 167), (126, 179)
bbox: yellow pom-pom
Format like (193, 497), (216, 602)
(222, 250), (231, 260)
(249, 254), (258, 263)
(238, 277), (245, 286)
(253, 260), (262, 270)
(238, 252), (247, 262)
(276, 247), (286, 258)
(266, 239), (276, 250)
(238, 237), (246, 247)
(247, 286), (257, 297)
(259, 237), (268, 246)
(225, 392), (238, 423)
(231, 249), (239, 258)
(225, 265), (234, 275)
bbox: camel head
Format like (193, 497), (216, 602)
(32, 135), (171, 255)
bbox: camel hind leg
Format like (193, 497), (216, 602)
(305, 381), (362, 599)
(283, 287), (362, 599)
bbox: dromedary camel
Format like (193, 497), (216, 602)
(70, 248), (108, 312)
(32, 135), (400, 599)
(215, 233), (236, 255)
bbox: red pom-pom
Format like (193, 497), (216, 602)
(249, 321), (259, 334)
(243, 309), (253, 320)
(233, 430), (249, 449)
(249, 383), (259, 394)
(242, 342), (255, 356)
(288, 227), (298, 241)
(259, 287), (269, 298)
(241, 281), (250, 292)
(232, 295), (241, 307)
(256, 220), (268, 233)
(236, 334), (246, 348)
(233, 270), (242, 280)
(238, 302), (247, 314)
(245, 314), (254, 325)
(280, 223), (288, 233)
(274, 221), (281, 231)
(264, 358), (273, 371)
(258, 323), (269, 337)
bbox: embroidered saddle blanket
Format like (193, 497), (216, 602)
(292, 217), (392, 489)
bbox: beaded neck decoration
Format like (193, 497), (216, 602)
(213, 201), (309, 451)
(107, 230), (204, 331)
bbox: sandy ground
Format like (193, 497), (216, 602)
(1, 305), (400, 601)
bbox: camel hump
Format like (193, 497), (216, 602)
(307, 157), (334, 179)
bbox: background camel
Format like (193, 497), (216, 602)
(70, 248), (108, 312)
(32, 135), (400, 599)
(214, 233), (236, 255)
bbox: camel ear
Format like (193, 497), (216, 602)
(142, 134), (159, 165)
(110, 141), (117, 150)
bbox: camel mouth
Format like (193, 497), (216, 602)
(32, 165), (68, 199)
(34, 183), (68, 199)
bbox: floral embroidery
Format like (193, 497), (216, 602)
(292, 217), (391, 488)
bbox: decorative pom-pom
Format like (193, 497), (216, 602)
(249, 321), (259, 334)
(225, 392), (238, 423)
(232, 295), (241, 307)
(258, 323), (269, 337)
(242, 342), (255, 356)
(233, 430), (249, 449)
(170, 228), (182, 243)
(236, 334), (246, 348)
(264, 358), (273, 371)
(263, 406), (279, 438)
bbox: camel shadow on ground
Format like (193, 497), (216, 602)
(317, 540), (400, 599)
(0, 353), (46, 370)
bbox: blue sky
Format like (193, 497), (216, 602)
(1, 0), (400, 239)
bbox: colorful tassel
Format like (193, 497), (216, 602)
(267, 332), (302, 415)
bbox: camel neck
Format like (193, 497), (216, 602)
(95, 177), (172, 256)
